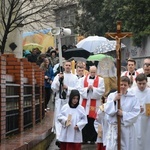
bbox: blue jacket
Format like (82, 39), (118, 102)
(44, 66), (54, 88)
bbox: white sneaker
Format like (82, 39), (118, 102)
(47, 108), (50, 111)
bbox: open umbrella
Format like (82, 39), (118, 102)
(76, 36), (110, 53)
(23, 43), (43, 51)
(63, 48), (91, 60)
(94, 40), (126, 54)
(87, 53), (114, 61)
(68, 57), (87, 62)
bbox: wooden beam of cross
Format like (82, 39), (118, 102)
(105, 21), (132, 150)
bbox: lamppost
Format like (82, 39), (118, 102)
(51, 27), (71, 71)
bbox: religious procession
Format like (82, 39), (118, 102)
(48, 59), (150, 150)
(0, 1), (150, 150)
(42, 23), (150, 150)
(7, 22), (150, 150)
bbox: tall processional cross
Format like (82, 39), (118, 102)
(105, 21), (132, 150)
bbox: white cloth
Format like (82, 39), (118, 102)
(132, 87), (150, 150)
(106, 124), (117, 150)
(94, 109), (108, 145)
(121, 71), (139, 88)
(53, 63), (59, 74)
(79, 75), (105, 115)
(104, 90), (140, 150)
(121, 70), (139, 79)
(51, 72), (79, 139)
(97, 58), (116, 77)
(136, 68), (143, 74)
(57, 104), (87, 143)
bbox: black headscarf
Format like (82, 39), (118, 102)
(68, 89), (80, 108)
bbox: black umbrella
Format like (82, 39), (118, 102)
(63, 48), (91, 60)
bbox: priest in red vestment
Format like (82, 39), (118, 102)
(79, 66), (105, 143)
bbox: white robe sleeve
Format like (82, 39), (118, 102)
(122, 97), (140, 126)
(94, 119), (100, 133)
(104, 93), (117, 116)
(57, 105), (68, 127)
(92, 77), (105, 99)
(121, 71), (127, 76)
(78, 77), (89, 98)
(66, 76), (80, 96)
(76, 106), (87, 131)
(94, 109), (104, 132)
(51, 74), (60, 93)
(53, 63), (59, 74)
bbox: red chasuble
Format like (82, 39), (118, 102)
(82, 75), (99, 119)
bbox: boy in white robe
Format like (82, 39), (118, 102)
(131, 73), (150, 150)
(104, 76), (140, 150)
(57, 89), (87, 150)
(51, 60), (79, 147)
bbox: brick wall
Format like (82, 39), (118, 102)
(0, 56), (6, 140)
(0, 54), (44, 141)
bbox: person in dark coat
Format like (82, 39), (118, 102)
(27, 48), (38, 63)
(40, 58), (54, 111)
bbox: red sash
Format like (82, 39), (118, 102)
(82, 75), (99, 119)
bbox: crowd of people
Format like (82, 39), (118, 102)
(24, 46), (150, 150)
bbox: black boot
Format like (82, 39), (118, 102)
(55, 139), (60, 148)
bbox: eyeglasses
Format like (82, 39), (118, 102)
(144, 63), (150, 67)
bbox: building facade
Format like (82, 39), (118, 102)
(54, 2), (78, 48)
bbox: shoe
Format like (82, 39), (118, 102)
(82, 141), (88, 144)
(90, 141), (95, 144)
(55, 139), (60, 148)
(47, 108), (50, 111)
(45, 108), (50, 112)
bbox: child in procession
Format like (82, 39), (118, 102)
(57, 89), (87, 150)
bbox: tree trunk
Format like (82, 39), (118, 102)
(1, 29), (9, 54)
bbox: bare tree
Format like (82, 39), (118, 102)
(0, 0), (76, 54)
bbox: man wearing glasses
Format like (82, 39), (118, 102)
(137, 58), (150, 75)
(136, 58), (150, 87)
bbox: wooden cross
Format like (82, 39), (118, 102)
(105, 21), (132, 150)
(106, 21), (132, 59)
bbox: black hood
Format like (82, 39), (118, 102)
(69, 89), (80, 108)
